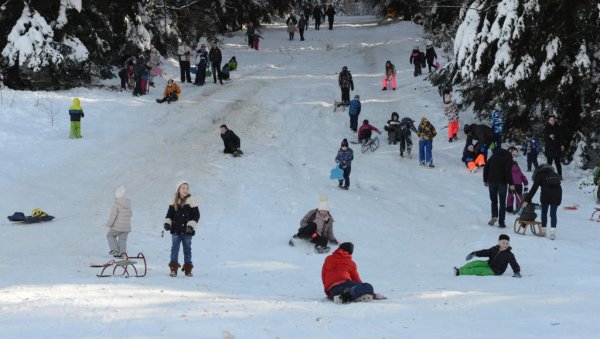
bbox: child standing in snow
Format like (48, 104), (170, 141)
(335, 139), (354, 190)
(454, 234), (521, 277)
(521, 132), (541, 172)
(443, 94), (460, 142)
(357, 119), (381, 144)
(164, 181), (200, 277)
(506, 147), (529, 213)
(290, 195), (338, 253)
(417, 117), (437, 167)
(322, 242), (376, 303)
(105, 186), (132, 257)
(381, 60), (396, 90)
(68, 98), (84, 139)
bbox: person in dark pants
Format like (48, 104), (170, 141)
(398, 117), (418, 158)
(194, 44), (208, 85)
(483, 148), (514, 228)
(177, 42), (192, 83)
(219, 124), (242, 155)
(522, 164), (562, 240)
(326, 4), (335, 30)
(303, 3), (312, 26)
(409, 47), (422, 76)
(425, 42), (438, 73)
(313, 4), (323, 30)
(208, 42), (223, 85)
(322, 242), (376, 303)
(522, 132), (541, 171)
(543, 115), (564, 178)
(348, 95), (361, 132)
(338, 66), (354, 104)
(335, 139), (354, 190)
(464, 123), (496, 161)
(298, 14), (306, 41)
(132, 55), (147, 96)
(291, 195), (338, 253)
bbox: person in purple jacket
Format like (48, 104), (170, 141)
(507, 147), (528, 213)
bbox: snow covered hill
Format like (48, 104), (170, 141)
(1, 16), (599, 339)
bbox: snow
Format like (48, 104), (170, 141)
(575, 43), (591, 76)
(540, 37), (560, 81)
(125, 15), (153, 52)
(1, 16), (600, 338)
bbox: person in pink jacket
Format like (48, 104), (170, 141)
(507, 147), (529, 213)
(381, 60), (396, 90)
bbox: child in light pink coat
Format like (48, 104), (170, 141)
(507, 147), (528, 213)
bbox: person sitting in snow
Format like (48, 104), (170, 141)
(105, 186), (132, 258)
(290, 195), (338, 253)
(462, 144), (485, 173)
(156, 79), (181, 104)
(384, 112), (401, 145)
(220, 124), (242, 156)
(322, 242), (376, 303)
(68, 98), (84, 139)
(464, 123), (496, 161)
(357, 119), (381, 145)
(453, 234), (521, 277)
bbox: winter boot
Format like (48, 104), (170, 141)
(400, 151), (404, 158)
(169, 262), (180, 277)
(407, 151), (412, 159)
(488, 217), (498, 226)
(540, 227), (547, 237)
(448, 138), (453, 142)
(334, 291), (353, 304)
(182, 263), (194, 277)
(453, 267), (460, 276)
(356, 294), (374, 302)
(549, 228), (556, 240)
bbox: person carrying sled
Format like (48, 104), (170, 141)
(521, 164), (562, 240)
(194, 44), (209, 86)
(68, 98), (84, 139)
(398, 117), (418, 158)
(291, 195), (339, 253)
(156, 79), (181, 104)
(286, 14), (298, 40)
(417, 117), (437, 167)
(105, 186), (132, 258)
(425, 42), (438, 73)
(409, 46), (423, 77)
(348, 95), (361, 133)
(444, 94), (460, 142)
(381, 60), (396, 91)
(335, 139), (354, 190)
(506, 147), (529, 213)
(453, 234), (521, 277)
(357, 119), (381, 145)
(220, 124), (242, 156)
(464, 123), (496, 161)
(521, 131), (541, 172)
(462, 144), (486, 173)
(209, 41), (223, 85)
(385, 112), (401, 145)
(483, 148), (514, 228)
(164, 181), (200, 277)
(338, 66), (354, 104)
(322, 242), (376, 303)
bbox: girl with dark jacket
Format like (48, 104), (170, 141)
(164, 182), (200, 277)
(522, 164), (562, 240)
(454, 234), (521, 277)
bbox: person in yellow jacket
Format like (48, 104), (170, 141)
(68, 98), (84, 139)
(156, 79), (181, 104)
(417, 117), (437, 168)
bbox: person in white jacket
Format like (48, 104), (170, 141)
(105, 186), (132, 257)
(177, 41), (192, 83)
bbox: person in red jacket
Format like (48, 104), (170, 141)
(321, 242), (374, 303)
(357, 119), (381, 144)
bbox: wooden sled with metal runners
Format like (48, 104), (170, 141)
(91, 252), (147, 278)
(513, 219), (544, 237)
(591, 207), (600, 222)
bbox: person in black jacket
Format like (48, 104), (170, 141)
(220, 124), (242, 156)
(132, 55), (148, 96)
(454, 234), (521, 277)
(326, 5), (335, 30)
(208, 41), (223, 85)
(398, 117), (418, 158)
(338, 66), (354, 104)
(409, 47), (422, 76)
(313, 4), (323, 30)
(543, 115), (564, 177)
(464, 123), (496, 160)
(194, 44), (208, 86)
(483, 148), (514, 228)
(164, 181), (200, 277)
(425, 42), (438, 73)
(522, 164), (562, 239)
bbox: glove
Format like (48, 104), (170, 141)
(163, 223), (171, 231)
(513, 272), (522, 278)
(509, 185), (515, 191)
(479, 146), (486, 153)
(465, 252), (475, 261)
(185, 225), (195, 234)
(524, 186), (529, 193)
(311, 232), (318, 239)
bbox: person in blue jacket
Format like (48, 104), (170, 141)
(521, 131), (541, 172)
(348, 95), (361, 133)
(335, 139), (354, 190)
(490, 109), (504, 151)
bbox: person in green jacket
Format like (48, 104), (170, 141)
(69, 98), (84, 139)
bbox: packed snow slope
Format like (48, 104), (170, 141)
(1, 16), (599, 339)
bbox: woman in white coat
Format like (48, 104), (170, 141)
(105, 186), (132, 257)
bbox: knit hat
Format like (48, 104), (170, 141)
(354, 94), (360, 100)
(318, 195), (328, 211)
(341, 139), (349, 147)
(115, 186), (126, 199)
(499, 234), (510, 242)
(339, 242), (354, 255)
(176, 181), (189, 192)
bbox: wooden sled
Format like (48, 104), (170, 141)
(591, 207), (600, 222)
(91, 252), (147, 278)
(513, 219), (544, 237)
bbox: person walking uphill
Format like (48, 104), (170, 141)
(322, 242), (376, 303)
(483, 148), (514, 228)
(326, 4), (335, 30)
(521, 164), (562, 240)
(382, 60), (396, 91)
(290, 195), (339, 253)
(409, 46), (423, 77)
(425, 42), (438, 73)
(335, 139), (354, 190)
(164, 182), (200, 277)
(313, 4), (323, 30)
(417, 117), (437, 167)
(338, 66), (354, 104)
(68, 98), (84, 139)
(105, 186), (132, 258)
(209, 41), (223, 85)
(348, 95), (361, 133)
(298, 14), (307, 41)
(398, 116), (418, 158)
(286, 14), (297, 40)
(544, 115), (564, 178)
(453, 234), (521, 278)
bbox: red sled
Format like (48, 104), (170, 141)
(563, 204), (579, 210)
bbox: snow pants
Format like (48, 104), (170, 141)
(338, 165), (351, 188)
(489, 183), (508, 224)
(212, 62), (222, 84)
(448, 120), (459, 138)
(329, 281), (374, 300)
(413, 63), (421, 76)
(171, 233), (192, 265)
(387, 128), (398, 144)
(296, 222), (328, 247)
(195, 61), (207, 85)
(106, 229), (129, 255)
(459, 260), (495, 276)
(541, 204), (558, 228)
(341, 87), (350, 104)
(526, 152), (539, 171)
(69, 121), (81, 138)
(381, 76), (396, 90)
(466, 154), (486, 170)
(398, 130), (412, 154)
(349, 114), (359, 132)
(419, 139), (433, 165)
(180, 60), (191, 83)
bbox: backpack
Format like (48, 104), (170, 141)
(545, 170), (562, 187)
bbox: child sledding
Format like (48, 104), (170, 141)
(453, 234), (521, 278)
